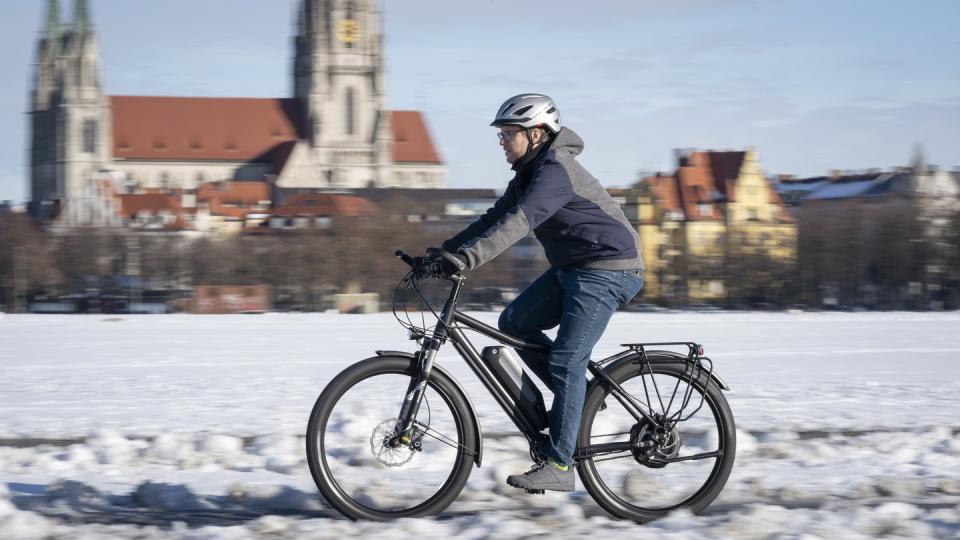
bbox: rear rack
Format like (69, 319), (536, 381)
(620, 342), (704, 358)
(615, 341), (714, 424)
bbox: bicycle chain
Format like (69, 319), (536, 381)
(590, 432), (631, 439)
(588, 431), (637, 462)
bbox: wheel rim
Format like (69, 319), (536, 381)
(581, 366), (730, 512)
(315, 370), (467, 515)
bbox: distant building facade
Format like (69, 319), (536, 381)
(29, 0), (445, 222)
(776, 153), (960, 307)
(629, 148), (797, 302)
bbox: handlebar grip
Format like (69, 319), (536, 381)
(395, 250), (416, 268)
(427, 247), (466, 273)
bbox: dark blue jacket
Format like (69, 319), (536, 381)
(442, 127), (644, 271)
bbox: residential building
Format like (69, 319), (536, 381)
(633, 148), (797, 303)
(267, 192), (379, 230)
(776, 154), (960, 307)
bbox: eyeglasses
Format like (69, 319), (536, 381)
(496, 130), (523, 142)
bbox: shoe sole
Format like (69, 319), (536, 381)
(506, 477), (574, 493)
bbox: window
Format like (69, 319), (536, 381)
(345, 87), (355, 135)
(83, 120), (97, 154)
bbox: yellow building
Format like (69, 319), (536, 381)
(627, 149), (797, 304)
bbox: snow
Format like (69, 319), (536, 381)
(1, 312), (959, 538)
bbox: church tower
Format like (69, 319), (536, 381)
(292, 0), (392, 188)
(29, 0), (111, 217)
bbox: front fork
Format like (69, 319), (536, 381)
(392, 338), (441, 446)
(389, 275), (466, 448)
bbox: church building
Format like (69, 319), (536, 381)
(29, 0), (445, 220)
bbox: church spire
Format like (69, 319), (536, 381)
(910, 143), (926, 174)
(74, 0), (90, 34)
(45, 0), (61, 54)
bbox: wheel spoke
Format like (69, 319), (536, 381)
(577, 362), (736, 519)
(415, 421), (477, 457)
(306, 360), (474, 518)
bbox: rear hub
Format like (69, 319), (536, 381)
(630, 415), (681, 468)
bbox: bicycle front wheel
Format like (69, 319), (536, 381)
(306, 355), (477, 520)
(577, 359), (736, 522)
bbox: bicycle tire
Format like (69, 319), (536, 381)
(306, 355), (477, 520)
(577, 359), (736, 522)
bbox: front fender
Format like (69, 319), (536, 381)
(375, 350), (483, 467)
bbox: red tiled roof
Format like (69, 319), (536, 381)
(391, 111), (442, 164)
(196, 181), (270, 205)
(642, 175), (681, 212)
(706, 151), (745, 197)
(111, 97), (442, 168)
(272, 193), (379, 218)
(116, 193), (189, 229)
(196, 181), (271, 220)
(676, 164), (722, 221)
(110, 96), (303, 162)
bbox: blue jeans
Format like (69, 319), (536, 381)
(498, 267), (644, 466)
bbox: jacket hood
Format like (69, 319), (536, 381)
(550, 127), (584, 158)
(512, 126), (583, 171)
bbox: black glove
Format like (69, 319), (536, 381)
(412, 254), (467, 279)
(411, 256), (443, 280)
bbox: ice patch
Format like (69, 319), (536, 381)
(133, 481), (216, 511)
(226, 483), (319, 513)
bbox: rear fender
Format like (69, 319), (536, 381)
(590, 350), (731, 393)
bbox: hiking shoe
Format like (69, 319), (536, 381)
(506, 461), (574, 492)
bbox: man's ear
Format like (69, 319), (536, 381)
(533, 127), (547, 145)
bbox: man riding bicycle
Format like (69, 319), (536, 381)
(429, 94), (645, 492)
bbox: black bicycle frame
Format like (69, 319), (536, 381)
(394, 272), (675, 462)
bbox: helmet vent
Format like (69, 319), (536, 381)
(546, 107), (556, 114)
(513, 105), (533, 116)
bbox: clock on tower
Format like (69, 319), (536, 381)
(336, 19), (360, 44)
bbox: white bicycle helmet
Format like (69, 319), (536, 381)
(491, 94), (562, 134)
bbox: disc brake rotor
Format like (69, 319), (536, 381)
(369, 419), (416, 467)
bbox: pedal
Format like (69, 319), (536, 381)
(524, 489), (545, 495)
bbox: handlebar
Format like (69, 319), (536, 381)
(395, 250), (416, 268)
(395, 248), (467, 276)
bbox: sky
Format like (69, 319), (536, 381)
(1, 0), (958, 203)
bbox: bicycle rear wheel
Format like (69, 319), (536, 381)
(577, 359), (736, 522)
(306, 355), (477, 520)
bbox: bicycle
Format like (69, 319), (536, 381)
(306, 248), (736, 522)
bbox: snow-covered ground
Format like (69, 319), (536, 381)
(1, 312), (958, 538)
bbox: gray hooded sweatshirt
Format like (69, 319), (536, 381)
(442, 127), (644, 272)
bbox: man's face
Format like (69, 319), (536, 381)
(497, 127), (528, 164)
